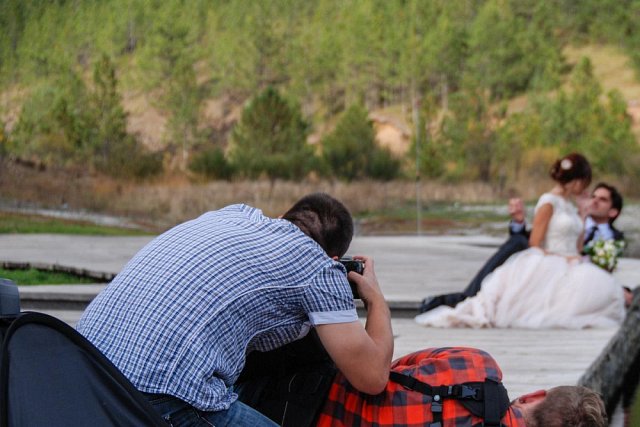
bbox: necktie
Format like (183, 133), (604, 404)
(584, 225), (597, 245)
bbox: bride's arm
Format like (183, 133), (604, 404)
(529, 203), (553, 249)
(576, 230), (585, 253)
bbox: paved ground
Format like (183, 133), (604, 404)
(3, 233), (640, 403)
(3, 233), (638, 296)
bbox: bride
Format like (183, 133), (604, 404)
(415, 153), (626, 329)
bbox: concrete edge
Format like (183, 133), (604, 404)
(15, 285), (422, 316)
(579, 289), (640, 416)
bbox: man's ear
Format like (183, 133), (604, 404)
(518, 389), (547, 404)
(607, 208), (619, 220)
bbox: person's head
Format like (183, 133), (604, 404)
(281, 193), (353, 258)
(512, 386), (607, 427)
(550, 153), (592, 195)
(590, 182), (623, 225)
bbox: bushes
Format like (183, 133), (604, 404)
(100, 136), (163, 179)
(189, 147), (234, 180)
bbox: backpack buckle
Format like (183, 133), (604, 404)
(460, 385), (481, 400)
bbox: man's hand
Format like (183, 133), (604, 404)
(508, 198), (525, 224)
(576, 190), (591, 220)
(348, 256), (384, 307)
(315, 256), (393, 395)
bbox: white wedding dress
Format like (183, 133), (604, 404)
(415, 193), (626, 329)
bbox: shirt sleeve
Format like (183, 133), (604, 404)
(509, 220), (526, 234)
(303, 263), (358, 326)
(534, 193), (557, 214)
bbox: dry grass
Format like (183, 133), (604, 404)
(0, 159), (515, 228)
(114, 179), (505, 227)
(2, 159), (637, 239)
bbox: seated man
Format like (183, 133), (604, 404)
(420, 182), (625, 313)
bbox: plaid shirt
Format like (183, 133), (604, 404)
(77, 205), (357, 411)
(317, 347), (525, 427)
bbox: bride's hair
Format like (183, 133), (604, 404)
(550, 153), (592, 186)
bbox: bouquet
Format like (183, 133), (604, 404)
(584, 239), (626, 272)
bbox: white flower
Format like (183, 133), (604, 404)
(560, 158), (572, 170)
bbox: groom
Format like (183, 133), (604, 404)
(419, 182), (625, 313)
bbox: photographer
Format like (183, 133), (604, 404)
(77, 193), (393, 426)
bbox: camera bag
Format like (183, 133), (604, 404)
(236, 329), (336, 427)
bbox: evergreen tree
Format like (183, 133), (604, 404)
(412, 93), (445, 179)
(9, 69), (94, 166)
(139, 2), (203, 169)
(166, 57), (202, 169)
(91, 54), (128, 168)
(322, 104), (400, 181)
(538, 58), (638, 175)
(438, 87), (501, 182)
(228, 87), (314, 181)
(465, 0), (563, 99)
(421, 1), (471, 101)
(90, 54), (162, 179)
(496, 56), (639, 181)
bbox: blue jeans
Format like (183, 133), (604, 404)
(146, 393), (278, 427)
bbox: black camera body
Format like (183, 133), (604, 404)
(338, 257), (364, 299)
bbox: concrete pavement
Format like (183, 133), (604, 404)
(6, 233), (639, 310)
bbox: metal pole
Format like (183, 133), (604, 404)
(413, 92), (421, 236)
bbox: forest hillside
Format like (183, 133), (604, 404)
(1, 0), (640, 208)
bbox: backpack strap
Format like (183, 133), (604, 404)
(389, 371), (510, 427)
(481, 378), (503, 426)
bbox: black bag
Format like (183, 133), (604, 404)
(236, 329), (337, 427)
(0, 311), (167, 427)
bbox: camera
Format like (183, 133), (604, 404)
(338, 257), (364, 299)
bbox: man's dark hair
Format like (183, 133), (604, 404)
(594, 182), (623, 223)
(282, 193), (354, 258)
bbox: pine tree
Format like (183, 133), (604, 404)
(228, 87), (314, 182)
(91, 54), (128, 167)
(322, 104), (400, 181)
(90, 53), (162, 179)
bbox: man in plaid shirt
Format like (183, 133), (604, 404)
(316, 347), (607, 427)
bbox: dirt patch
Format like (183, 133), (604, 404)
(122, 91), (167, 150)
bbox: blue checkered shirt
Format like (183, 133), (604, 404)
(77, 204), (358, 411)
